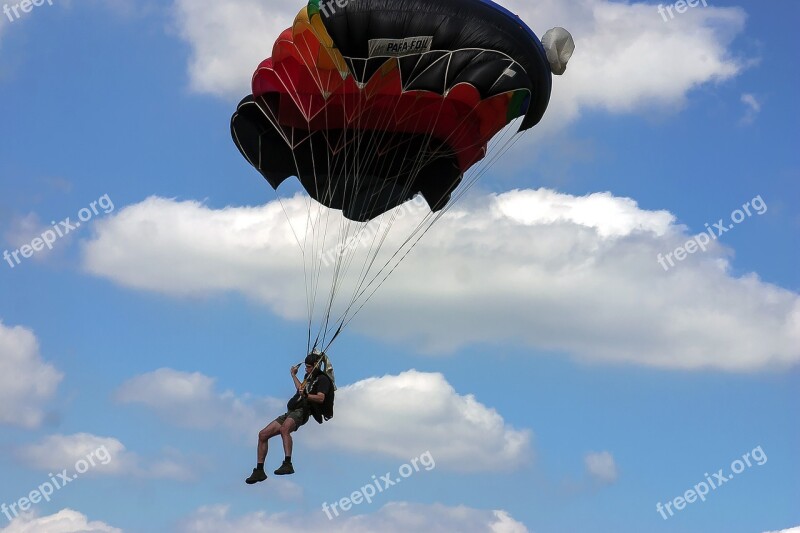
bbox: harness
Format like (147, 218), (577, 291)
(287, 354), (336, 423)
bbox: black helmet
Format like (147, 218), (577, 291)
(305, 350), (323, 366)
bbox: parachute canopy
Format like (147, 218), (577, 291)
(231, 0), (556, 222)
(229, 0), (571, 352)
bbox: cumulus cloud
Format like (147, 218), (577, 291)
(762, 528), (800, 533)
(17, 433), (192, 480)
(515, 0), (747, 124)
(0, 321), (62, 428)
(82, 190), (800, 371)
(178, 502), (529, 533)
(115, 368), (279, 437)
(0, 509), (121, 533)
(173, 0), (749, 127)
(584, 451), (618, 484)
(114, 368), (527, 471)
(173, 0), (300, 97)
(316, 370), (532, 471)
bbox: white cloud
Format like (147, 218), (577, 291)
(3, 213), (42, 249)
(173, 0), (749, 128)
(740, 93), (762, 124)
(178, 502), (529, 533)
(0, 321), (62, 428)
(82, 191), (800, 372)
(2, 213), (67, 265)
(17, 433), (191, 480)
(315, 370), (532, 472)
(762, 528), (800, 533)
(493, 188), (672, 238)
(0, 509), (121, 533)
(173, 0), (300, 98)
(584, 451), (618, 484)
(519, 0), (747, 125)
(114, 368), (529, 471)
(115, 368), (278, 437)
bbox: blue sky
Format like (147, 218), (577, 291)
(0, 1), (798, 532)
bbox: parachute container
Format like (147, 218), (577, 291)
(542, 27), (575, 75)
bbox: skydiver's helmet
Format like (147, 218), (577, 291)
(306, 349), (337, 392)
(305, 350), (324, 368)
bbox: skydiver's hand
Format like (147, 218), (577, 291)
(291, 365), (299, 376)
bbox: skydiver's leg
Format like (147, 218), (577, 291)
(247, 419), (283, 484)
(274, 417), (298, 475)
(279, 418), (298, 457)
(258, 420), (282, 463)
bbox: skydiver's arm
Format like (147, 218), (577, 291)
(306, 392), (325, 404)
(291, 365), (303, 391)
(306, 376), (330, 404)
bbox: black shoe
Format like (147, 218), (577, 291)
(274, 461), (295, 475)
(245, 468), (267, 484)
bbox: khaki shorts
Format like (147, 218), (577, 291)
(275, 408), (309, 429)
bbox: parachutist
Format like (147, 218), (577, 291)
(246, 351), (335, 484)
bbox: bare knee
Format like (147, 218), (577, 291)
(259, 423), (279, 441)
